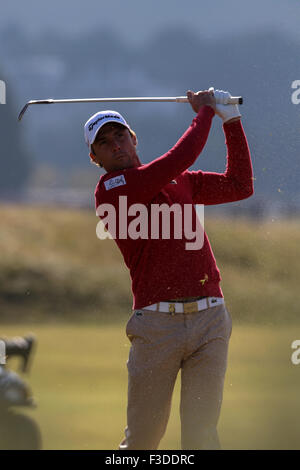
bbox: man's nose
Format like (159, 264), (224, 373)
(111, 138), (120, 151)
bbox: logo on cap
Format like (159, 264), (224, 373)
(88, 114), (122, 132)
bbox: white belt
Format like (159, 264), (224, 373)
(143, 297), (224, 314)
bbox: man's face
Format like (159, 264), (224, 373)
(90, 123), (140, 172)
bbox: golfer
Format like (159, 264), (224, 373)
(84, 89), (253, 450)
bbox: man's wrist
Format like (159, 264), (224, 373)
(224, 116), (241, 125)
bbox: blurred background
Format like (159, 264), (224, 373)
(1, 0), (300, 450)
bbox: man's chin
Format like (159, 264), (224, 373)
(117, 162), (136, 170)
(109, 160), (138, 172)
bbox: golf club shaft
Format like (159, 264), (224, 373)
(18, 95), (243, 121)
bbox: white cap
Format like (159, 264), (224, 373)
(84, 110), (131, 150)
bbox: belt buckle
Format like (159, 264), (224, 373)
(183, 301), (198, 314)
(168, 303), (176, 315)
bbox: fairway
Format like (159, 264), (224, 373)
(3, 322), (300, 450)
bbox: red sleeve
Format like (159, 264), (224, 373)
(184, 119), (254, 205)
(95, 106), (215, 207)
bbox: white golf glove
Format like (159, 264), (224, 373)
(209, 87), (241, 123)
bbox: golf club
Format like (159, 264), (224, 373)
(18, 95), (243, 121)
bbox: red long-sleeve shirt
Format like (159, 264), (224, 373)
(95, 106), (253, 309)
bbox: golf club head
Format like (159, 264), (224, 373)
(18, 102), (30, 121)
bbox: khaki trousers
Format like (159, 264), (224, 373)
(119, 303), (232, 450)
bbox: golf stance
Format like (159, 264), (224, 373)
(84, 88), (254, 450)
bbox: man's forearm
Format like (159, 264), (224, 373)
(143, 106), (214, 177)
(185, 117), (253, 205)
(223, 119), (254, 198)
(123, 106), (215, 205)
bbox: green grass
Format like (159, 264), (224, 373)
(0, 203), (300, 324)
(2, 322), (300, 450)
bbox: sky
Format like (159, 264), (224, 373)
(1, 0), (300, 44)
(1, 0), (299, 205)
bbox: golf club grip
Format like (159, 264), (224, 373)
(176, 96), (243, 105)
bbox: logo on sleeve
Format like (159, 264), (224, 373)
(104, 175), (126, 191)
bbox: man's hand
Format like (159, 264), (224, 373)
(209, 87), (242, 124)
(187, 89), (216, 114)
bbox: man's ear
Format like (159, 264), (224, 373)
(130, 132), (138, 147)
(89, 152), (103, 167)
